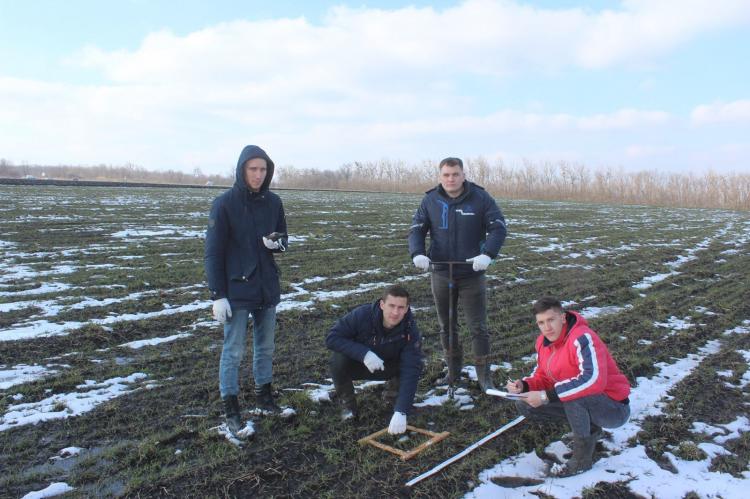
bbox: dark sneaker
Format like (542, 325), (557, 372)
(255, 383), (281, 414)
(223, 395), (242, 435)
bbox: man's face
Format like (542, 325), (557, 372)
(535, 308), (566, 342)
(380, 295), (409, 329)
(438, 165), (465, 197)
(244, 158), (268, 192)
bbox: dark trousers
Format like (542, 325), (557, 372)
(329, 351), (399, 394)
(430, 272), (489, 358)
(515, 394), (630, 437)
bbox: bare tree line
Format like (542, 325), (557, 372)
(277, 158), (750, 211)
(2, 157), (747, 210)
(0, 159), (232, 187)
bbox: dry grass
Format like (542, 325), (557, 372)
(277, 158), (750, 211)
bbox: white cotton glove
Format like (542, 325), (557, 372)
(363, 351), (385, 373)
(388, 411), (407, 435)
(263, 236), (280, 250)
(466, 254), (492, 271)
(412, 254), (431, 271)
(212, 298), (232, 323)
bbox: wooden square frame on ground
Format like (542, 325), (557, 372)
(358, 425), (450, 461)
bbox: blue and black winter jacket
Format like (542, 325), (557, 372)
(204, 145), (288, 309)
(325, 301), (424, 414)
(408, 181), (507, 276)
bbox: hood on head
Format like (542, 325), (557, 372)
(235, 145), (275, 191)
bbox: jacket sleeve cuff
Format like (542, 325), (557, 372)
(210, 290), (226, 301)
(521, 380), (529, 392)
(546, 389), (560, 403)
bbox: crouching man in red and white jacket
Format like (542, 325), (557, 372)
(506, 296), (631, 477)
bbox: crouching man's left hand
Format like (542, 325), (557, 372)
(388, 411), (407, 434)
(524, 390), (548, 408)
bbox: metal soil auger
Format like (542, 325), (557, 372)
(431, 260), (473, 399)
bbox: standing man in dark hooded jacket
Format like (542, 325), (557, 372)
(408, 157), (507, 392)
(205, 145), (288, 435)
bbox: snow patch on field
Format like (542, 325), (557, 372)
(579, 304), (632, 319)
(119, 333), (192, 349)
(0, 364), (60, 389)
(20, 482), (75, 499)
(0, 373), (148, 432)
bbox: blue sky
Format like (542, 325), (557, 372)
(1, 0), (749, 175)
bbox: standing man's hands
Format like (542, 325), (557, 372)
(388, 412), (407, 434)
(412, 254), (431, 271)
(363, 351), (385, 373)
(466, 254), (491, 271)
(212, 298), (232, 323)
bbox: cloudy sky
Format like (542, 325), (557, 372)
(1, 0), (749, 175)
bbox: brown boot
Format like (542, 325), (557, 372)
(335, 381), (358, 421)
(555, 434), (597, 477)
(436, 346), (463, 385)
(382, 376), (399, 404)
(474, 356), (496, 392)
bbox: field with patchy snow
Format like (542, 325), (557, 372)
(1, 184), (749, 498)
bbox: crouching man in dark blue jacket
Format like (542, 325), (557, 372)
(325, 285), (424, 434)
(205, 144), (288, 436)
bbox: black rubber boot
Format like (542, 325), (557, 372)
(475, 357), (496, 392)
(223, 395), (242, 435)
(382, 376), (400, 405)
(556, 434), (597, 476)
(335, 381), (359, 421)
(436, 346), (463, 385)
(254, 383), (281, 414)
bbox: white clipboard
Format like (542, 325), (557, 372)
(485, 389), (527, 400)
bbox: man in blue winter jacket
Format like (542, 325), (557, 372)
(408, 157), (507, 392)
(325, 285), (424, 434)
(205, 145), (288, 435)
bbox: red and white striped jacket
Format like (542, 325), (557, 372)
(523, 311), (630, 403)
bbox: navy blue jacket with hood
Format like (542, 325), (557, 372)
(204, 145), (288, 308)
(325, 301), (424, 415)
(408, 181), (507, 277)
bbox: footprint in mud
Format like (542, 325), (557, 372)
(490, 476), (546, 487)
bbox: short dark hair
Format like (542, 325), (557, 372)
(439, 157), (464, 170)
(382, 284), (410, 304)
(532, 296), (563, 315)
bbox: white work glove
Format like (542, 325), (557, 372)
(212, 298), (232, 323)
(466, 254), (492, 271)
(412, 254), (431, 271)
(388, 411), (407, 434)
(263, 236), (280, 250)
(363, 351), (385, 373)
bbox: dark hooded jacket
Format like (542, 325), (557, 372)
(204, 145), (288, 308)
(325, 300), (424, 415)
(408, 181), (507, 277)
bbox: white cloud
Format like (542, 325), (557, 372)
(625, 144), (676, 158)
(691, 100), (750, 125)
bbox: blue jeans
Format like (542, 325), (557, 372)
(515, 394), (630, 436)
(219, 306), (276, 398)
